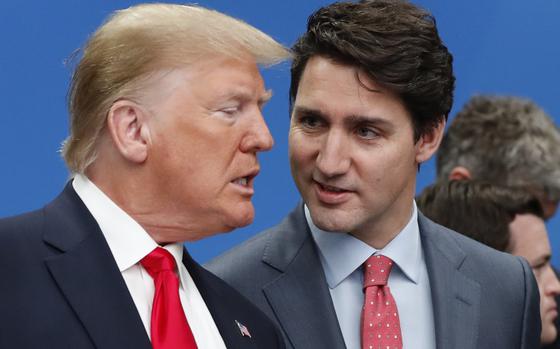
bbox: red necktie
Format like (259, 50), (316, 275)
(361, 255), (403, 349)
(140, 247), (198, 349)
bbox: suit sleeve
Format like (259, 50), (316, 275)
(518, 256), (541, 349)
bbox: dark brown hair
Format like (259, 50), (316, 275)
(290, 0), (455, 140)
(417, 180), (544, 252)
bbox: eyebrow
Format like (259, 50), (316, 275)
(217, 89), (272, 108)
(293, 106), (394, 128)
(532, 254), (551, 267)
(259, 89), (273, 107)
(292, 106), (326, 118)
(344, 114), (393, 129)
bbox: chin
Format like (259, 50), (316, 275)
(314, 219), (344, 232)
(310, 211), (352, 233)
(541, 326), (557, 345)
(224, 205), (255, 229)
(308, 202), (353, 228)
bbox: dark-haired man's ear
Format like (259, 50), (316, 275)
(449, 166), (472, 180)
(106, 100), (151, 164)
(415, 118), (445, 164)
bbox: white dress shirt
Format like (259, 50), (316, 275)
(307, 202), (436, 349)
(73, 174), (226, 349)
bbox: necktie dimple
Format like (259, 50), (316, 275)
(140, 247), (198, 349)
(361, 255), (403, 349)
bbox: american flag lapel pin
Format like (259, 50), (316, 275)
(235, 320), (252, 338)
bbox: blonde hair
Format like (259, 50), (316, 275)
(62, 3), (290, 173)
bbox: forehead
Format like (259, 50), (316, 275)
(293, 56), (410, 124)
(188, 56), (265, 88)
(142, 56), (266, 104)
(509, 213), (550, 257)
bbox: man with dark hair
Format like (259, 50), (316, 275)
(417, 180), (544, 252)
(207, 1), (540, 348)
(417, 180), (560, 346)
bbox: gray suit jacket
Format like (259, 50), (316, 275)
(206, 203), (541, 349)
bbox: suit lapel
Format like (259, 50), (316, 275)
(183, 250), (258, 349)
(43, 184), (151, 349)
(261, 204), (346, 349)
(419, 214), (480, 349)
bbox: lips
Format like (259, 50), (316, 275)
(313, 179), (353, 205)
(232, 177), (248, 186)
(230, 168), (259, 195)
(547, 302), (558, 317)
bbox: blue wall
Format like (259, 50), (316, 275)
(1, 1), (559, 265)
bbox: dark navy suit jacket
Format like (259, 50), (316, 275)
(0, 183), (284, 349)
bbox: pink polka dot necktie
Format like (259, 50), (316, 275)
(361, 255), (403, 349)
(140, 247), (198, 349)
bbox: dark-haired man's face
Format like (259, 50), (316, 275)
(509, 213), (560, 344)
(289, 56), (442, 248)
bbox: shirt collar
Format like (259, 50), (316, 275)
(307, 202), (422, 289)
(72, 174), (184, 273)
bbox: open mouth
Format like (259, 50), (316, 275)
(232, 177), (249, 186)
(313, 180), (352, 204)
(318, 182), (348, 193)
(232, 177), (250, 187)
(230, 169), (259, 191)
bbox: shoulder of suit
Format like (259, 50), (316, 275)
(196, 261), (283, 337)
(205, 224), (277, 274)
(0, 207), (45, 241)
(421, 213), (527, 276)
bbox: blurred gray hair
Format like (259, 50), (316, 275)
(437, 95), (560, 201)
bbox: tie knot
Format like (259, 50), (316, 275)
(363, 254), (394, 288)
(140, 247), (177, 278)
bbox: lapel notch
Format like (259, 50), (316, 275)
(261, 204), (346, 349)
(43, 184), (151, 349)
(419, 214), (480, 349)
(183, 250), (258, 349)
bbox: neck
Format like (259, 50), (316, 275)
(85, 166), (206, 244)
(352, 187), (416, 249)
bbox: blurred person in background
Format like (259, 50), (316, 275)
(438, 95), (560, 219)
(418, 180), (560, 346)
(437, 95), (560, 348)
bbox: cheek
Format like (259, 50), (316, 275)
(289, 140), (309, 170)
(289, 132), (322, 160)
(380, 145), (417, 176)
(535, 275), (548, 311)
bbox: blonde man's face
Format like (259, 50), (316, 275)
(142, 56), (273, 240)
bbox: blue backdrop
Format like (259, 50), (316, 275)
(1, 1), (559, 266)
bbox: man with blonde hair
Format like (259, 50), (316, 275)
(0, 3), (288, 348)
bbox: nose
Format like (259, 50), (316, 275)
(316, 129), (351, 178)
(544, 265), (560, 296)
(240, 110), (274, 153)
